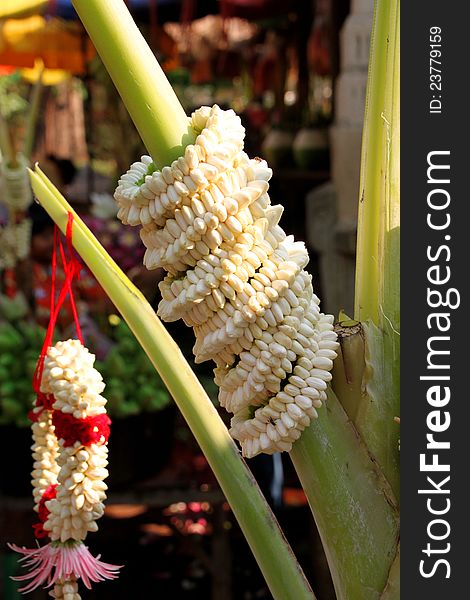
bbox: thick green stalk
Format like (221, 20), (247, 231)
(333, 323), (401, 498)
(382, 5), (400, 334)
(349, 0), (400, 495)
(72, 0), (195, 167)
(355, 0), (397, 323)
(291, 2), (400, 597)
(291, 390), (399, 600)
(30, 167), (315, 600)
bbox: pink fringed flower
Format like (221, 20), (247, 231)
(8, 540), (121, 594)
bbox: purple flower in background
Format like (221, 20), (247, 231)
(82, 216), (144, 273)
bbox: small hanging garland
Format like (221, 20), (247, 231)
(0, 219), (32, 269)
(0, 153), (33, 269)
(0, 153), (33, 211)
(9, 215), (121, 599)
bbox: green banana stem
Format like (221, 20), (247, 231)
(351, 0), (400, 496)
(72, 0), (195, 167)
(291, 1), (400, 597)
(355, 0), (400, 336)
(290, 389), (399, 600)
(29, 166), (315, 600)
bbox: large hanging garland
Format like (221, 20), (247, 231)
(115, 105), (339, 457)
(9, 216), (120, 598)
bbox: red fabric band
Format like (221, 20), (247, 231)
(52, 411), (111, 447)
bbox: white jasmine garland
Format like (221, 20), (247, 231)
(9, 340), (120, 596)
(115, 105), (339, 457)
(40, 340), (108, 543)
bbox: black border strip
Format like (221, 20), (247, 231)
(401, 2), (468, 594)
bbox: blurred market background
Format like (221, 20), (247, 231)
(0, 0), (372, 598)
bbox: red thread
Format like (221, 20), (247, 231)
(32, 213), (83, 399)
(52, 412), (111, 447)
(63, 213), (83, 344)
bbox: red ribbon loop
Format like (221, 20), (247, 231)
(32, 213), (83, 401)
(52, 412), (111, 447)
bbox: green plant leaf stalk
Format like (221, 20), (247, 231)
(29, 166), (315, 600)
(349, 0), (400, 496)
(72, 0), (195, 167)
(292, 1), (400, 598)
(355, 0), (398, 324)
(291, 388), (399, 600)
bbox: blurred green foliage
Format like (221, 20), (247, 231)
(0, 72), (29, 122)
(96, 318), (172, 418)
(0, 320), (45, 427)
(0, 302), (218, 427)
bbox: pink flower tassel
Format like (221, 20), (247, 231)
(8, 541), (121, 594)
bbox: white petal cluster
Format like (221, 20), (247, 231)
(114, 105), (339, 458)
(40, 340), (109, 543)
(30, 408), (60, 512)
(50, 578), (81, 600)
(0, 219), (32, 269)
(0, 154), (32, 210)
